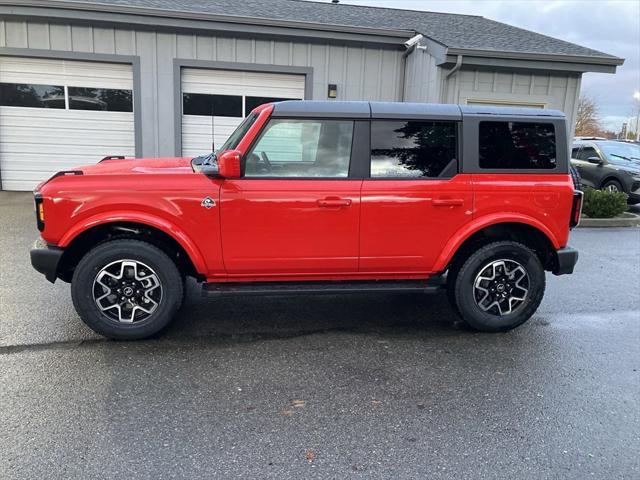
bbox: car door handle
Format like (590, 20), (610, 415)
(432, 198), (464, 207)
(317, 197), (352, 208)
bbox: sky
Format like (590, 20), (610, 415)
(338, 0), (640, 131)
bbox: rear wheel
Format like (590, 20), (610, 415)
(602, 179), (624, 193)
(71, 239), (183, 340)
(450, 241), (545, 332)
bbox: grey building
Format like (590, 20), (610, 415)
(0, 0), (624, 190)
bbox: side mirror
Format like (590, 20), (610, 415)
(200, 163), (219, 176)
(587, 156), (603, 165)
(217, 150), (242, 178)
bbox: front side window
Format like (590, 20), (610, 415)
(68, 87), (133, 112)
(479, 121), (557, 169)
(244, 119), (353, 178)
(370, 121), (457, 178)
(0, 82), (65, 109)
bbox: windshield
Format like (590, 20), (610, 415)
(218, 112), (259, 153)
(598, 142), (640, 163)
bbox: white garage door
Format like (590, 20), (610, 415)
(181, 68), (305, 158)
(0, 56), (135, 191)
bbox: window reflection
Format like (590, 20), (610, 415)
(370, 121), (457, 178)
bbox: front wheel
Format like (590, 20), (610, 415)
(450, 241), (545, 332)
(71, 239), (183, 340)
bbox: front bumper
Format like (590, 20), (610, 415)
(30, 238), (63, 283)
(552, 247), (579, 276)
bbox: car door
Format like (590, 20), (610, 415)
(220, 117), (362, 276)
(573, 143), (602, 188)
(359, 119), (472, 274)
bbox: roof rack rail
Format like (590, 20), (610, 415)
(100, 155), (128, 162)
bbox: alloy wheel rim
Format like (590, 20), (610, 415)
(605, 184), (619, 192)
(92, 259), (163, 323)
(473, 259), (530, 316)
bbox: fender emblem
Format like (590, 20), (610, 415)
(201, 196), (216, 209)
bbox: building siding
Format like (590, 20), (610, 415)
(403, 49), (441, 103)
(441, 67), (582, 131)
(2, 19), (404, 157)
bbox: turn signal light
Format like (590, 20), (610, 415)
(34, 193), (45, 231)
(570, 190), (583, 229)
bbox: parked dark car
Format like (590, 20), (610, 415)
(571, 139), (640, 204)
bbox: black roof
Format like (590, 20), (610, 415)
(61, 0), (621, 62)
(271, 101), (566, 119)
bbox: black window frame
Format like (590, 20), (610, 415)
(460, 115), (568, 174)
(367, 119), (460, 180)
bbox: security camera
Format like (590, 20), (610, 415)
(404, 34), (424, 48)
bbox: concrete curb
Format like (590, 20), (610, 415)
(578, 212), (640, 228)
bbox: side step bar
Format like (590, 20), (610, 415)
(202, 276), (446, 298)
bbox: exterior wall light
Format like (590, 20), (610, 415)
(328, 84), (338, 99)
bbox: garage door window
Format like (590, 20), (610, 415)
(245, 96), (298, 113)
(183, 93), (243, 117)
(0, 82), (65, 109)
(68, 87), (132, 112)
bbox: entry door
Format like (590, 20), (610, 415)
(359, 120), (472, 273)
(220, 118), (361, 275)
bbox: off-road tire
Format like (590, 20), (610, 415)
(71, 239), (183, 340)
(450, 241), (545, 332)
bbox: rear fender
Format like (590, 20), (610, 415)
(432, 213), (561, 272)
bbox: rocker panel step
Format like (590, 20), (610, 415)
(202, 278), (444, 297)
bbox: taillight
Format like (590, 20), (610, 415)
(570, 190), (583, 229)
(34, 192), (45, 231)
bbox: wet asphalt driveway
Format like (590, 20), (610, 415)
(1, 191), (639, 479)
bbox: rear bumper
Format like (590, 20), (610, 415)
(553, 247), (579, 276)
(30, 238), (63, 283)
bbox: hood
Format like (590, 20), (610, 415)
(77, 157), (194, 175)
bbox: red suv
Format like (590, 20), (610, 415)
(31, 101), (582, 339)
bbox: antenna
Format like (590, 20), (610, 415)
(211, 101), (215, 152)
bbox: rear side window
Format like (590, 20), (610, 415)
(370, 121), (457, 178)
(576, 146), (599, 161)
(479, 121), (556, 169)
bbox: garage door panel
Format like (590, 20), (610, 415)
(0, 56), (135, 190)
(0, 57), (133, 89)
(181, 68), (305, 156)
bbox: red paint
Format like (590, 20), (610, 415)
(36, 104), (576, 283)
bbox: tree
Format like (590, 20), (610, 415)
(575, 94), (602, 136)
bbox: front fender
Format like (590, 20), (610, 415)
(432, 213), (561, 272)
(58, 210), (208, 275)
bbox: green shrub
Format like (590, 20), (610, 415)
(581, 187), (628, 218)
